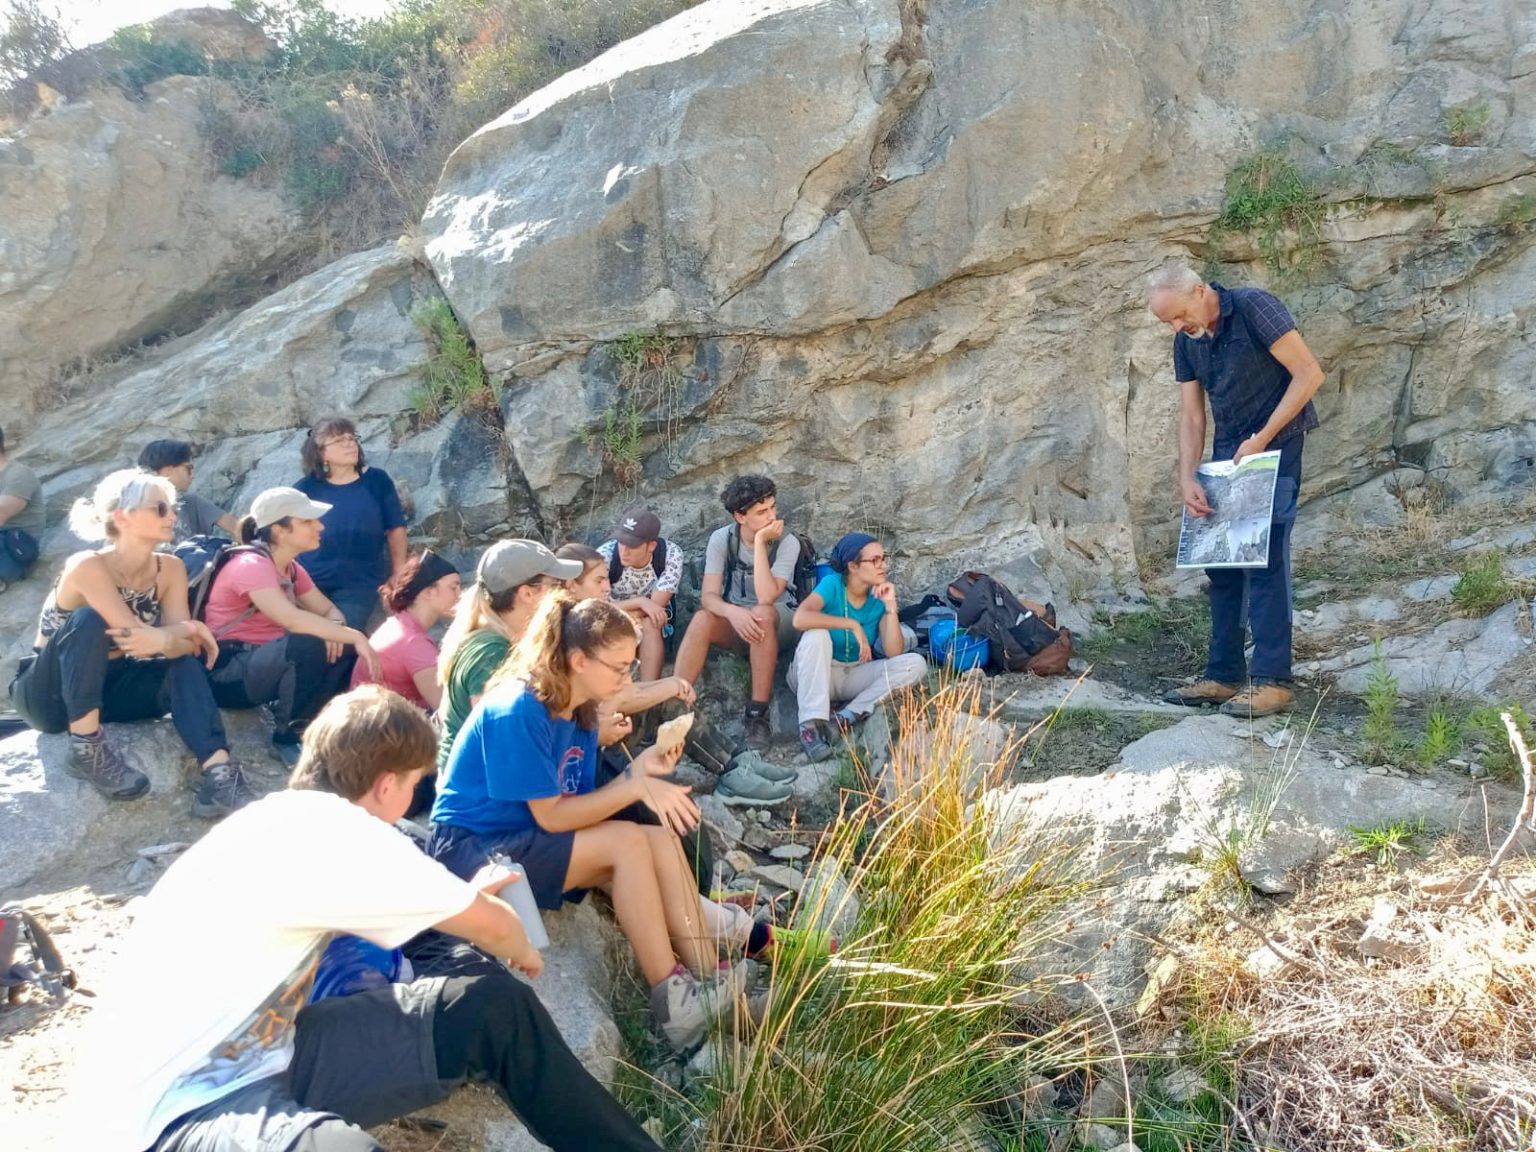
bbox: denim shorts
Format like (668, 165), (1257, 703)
(425, 822), (587, 911)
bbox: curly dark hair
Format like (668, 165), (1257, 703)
(720, 474), (776, 516)
(301, 418), (367, 480)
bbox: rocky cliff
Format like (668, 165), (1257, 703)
(3, 0), (1533, 666)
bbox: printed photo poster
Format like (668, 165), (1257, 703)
(1176, 451), (1281, 569)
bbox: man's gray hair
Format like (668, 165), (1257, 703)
(1146, 263), (1204, 299)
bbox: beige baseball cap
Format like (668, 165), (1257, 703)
(477, 539), (582, 595)
(251, 487), (332, 529)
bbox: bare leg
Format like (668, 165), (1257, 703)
(747, 605), (779, 704)
(673, 609), (741, 685)
(643, 825), (714, 976)
(636, 615), (665, 682)
(564, 822), (676, 985)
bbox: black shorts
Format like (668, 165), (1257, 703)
(426, 822), (588, 911)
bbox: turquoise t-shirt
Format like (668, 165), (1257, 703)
(812, 572), (886, 663)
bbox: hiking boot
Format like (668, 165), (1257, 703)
(64, 731), (149, 801)
(730, 749), (798, 784)
(798, 722), (834, 764)
(1161, 679), (1238, 707)
(716, 764), (794, 807)
(830, 709), (864, 736)
(742, 708), (772, 751)
(650, 968), (721, 1052)
(191, 758), (258, 820)
(1219, 682), (1295, 718)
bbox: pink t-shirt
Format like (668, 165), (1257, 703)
(204, 551), (317, 645)
(351, 610), (439, 708)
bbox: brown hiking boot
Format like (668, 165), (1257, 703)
(65, 731), (149, 801)
(1219, 683), (1296, 718)
(1162, 679), (1238, 707)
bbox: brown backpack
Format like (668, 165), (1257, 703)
(944, 571), (1074, 676)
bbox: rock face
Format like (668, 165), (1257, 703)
(422, 0), (1536, 595)
(0, 64), (302, 427)
(989, 714), (1519, 1008)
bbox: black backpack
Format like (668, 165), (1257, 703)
(607, 538), (668, 588)
(945, 571), (1071, 675)
(184, 541), (294, 635)
(173, 535), (238, 617)
(724, 526), (817, 606)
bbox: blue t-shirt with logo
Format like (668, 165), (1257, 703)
(431, 681), (598, 836)
(812, 572), (887, 663)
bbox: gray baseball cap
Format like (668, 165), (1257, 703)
(251, 486), (332, 529)
(477, 539), (582, 594)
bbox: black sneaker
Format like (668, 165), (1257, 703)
(64, 732), (149, 801)
(743, 709), (771, 751)
(798, 722), (833, 764)
(271, 735), (302, 768)
(192, 758), (258, 819)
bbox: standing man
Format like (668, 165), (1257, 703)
(0, 423), (45, 591)
(1147, 264), (1325, 717)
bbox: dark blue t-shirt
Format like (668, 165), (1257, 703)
(1173, 284), (1320, 457)
(293, 468), (406, 594)
(431, 681), (598, 837)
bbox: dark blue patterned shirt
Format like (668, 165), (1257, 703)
(1173, 283), (1319, 458)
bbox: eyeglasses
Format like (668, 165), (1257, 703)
(136, 500), (175, 518)
(592, 656), (639, 679)
(321, 433), (359, 448)
(854, 554), (889, 567)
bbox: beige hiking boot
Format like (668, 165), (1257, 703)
(1162, 679), (1238, 707)
(1219, 683), (1296, 718)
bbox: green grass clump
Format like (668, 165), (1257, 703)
(1348, 816), (1429, 869)
(1465, 703), (1533, 781)
(585, 402), (645, 487)
(1444, 100), (1490, 146)
(1049, 705), (1112, 732)
(1497, 193), (1536, 230)
(1079, 599), (1211, 669)
(1208, 148), (1324, 281)
(1451, 552), (1518, 617)
(1417, 709), (1460, 768)
(1361, 640), (1402, 764)
(618, 684), (1096, 1152)
(408, 296), (494, 422)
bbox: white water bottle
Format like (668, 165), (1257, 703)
(489, 853), (549, 949)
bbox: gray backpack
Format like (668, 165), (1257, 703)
(1, 903), (74, 1006)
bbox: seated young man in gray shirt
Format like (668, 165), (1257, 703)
(139, 439), (240, 542)
(672, 474), (802, 751)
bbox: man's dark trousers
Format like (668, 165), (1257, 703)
(1203, 434), (1303, 685)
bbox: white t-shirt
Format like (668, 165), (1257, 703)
(597, 537), (683, 601)
(703, 525), (800, 606)
(77, 790), (476, 1151)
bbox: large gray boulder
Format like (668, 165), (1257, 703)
(988, 714), (1521, 1009)
(0, 67), (301, 430)
(422, 0), (1536, 592)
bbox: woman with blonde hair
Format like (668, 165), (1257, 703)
(8, 469), (253, 816)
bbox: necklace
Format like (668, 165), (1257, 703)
(102, 550), (157, 591)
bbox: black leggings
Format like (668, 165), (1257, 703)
(209, 633), (355, 739)
(8, 606), (227, 763)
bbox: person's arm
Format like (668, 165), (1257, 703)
(57, 555), (196, 659)
(752, 522), (790, 605)
(697, 570), (734, 617)
(386, 526), (408, 577)
(793, 589), (859, 636)
(527, 743), (696, 835)
(606, 675), (693, 715)
(1233, 331), (1326, 462)
(1177, 380), (1213, 518)
(435, 891), (541, 975)
(0, 494), (24, 527)
(413, 667), (445, 710)
(248, 586), (366, 645)
(296, 585), (346, 624)
(215, 511), (242, 538)
(875, 586), (904, 656)
(152, 555), (220, 664)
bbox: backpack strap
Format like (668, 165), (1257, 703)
(210, 544), (299, 640)
(607, 544), (622, 587)
(652, 538), (667, 579)
(724, 527), (779, 605)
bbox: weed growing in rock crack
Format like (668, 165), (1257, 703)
(609, 330), (689, 461)
(619, 682), (1101, 1152)
(584, 402), (645, 488)
(1443, 99), (1490, 146)
(1360, 640), (1402, 764)
(1451, 552), (1521, 617)
(1348, 817), (1429, 870)
(1208, 148), (1325, 283)
(1048, 705), (1112, 732)
(1466, 703), (1533, 781)
(1417, 709), (1461, 768)
(1497, 193), (1536, 231)
(408, 296), (493, 422)
(1078, 600), (1211, 672)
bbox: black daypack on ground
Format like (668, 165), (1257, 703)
(173, 535), (240, 618)
(945, 571), (1073, 675)
(724, 527), (817, 606)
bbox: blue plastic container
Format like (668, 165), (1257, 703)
(929, 617), (989, 671)
(814, 561), (835, 583)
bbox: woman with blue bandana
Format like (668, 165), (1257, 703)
(788, 532), (927, 763)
